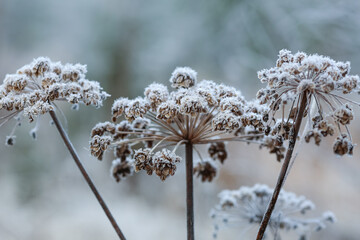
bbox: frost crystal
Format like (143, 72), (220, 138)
(211, 184), (336, 239)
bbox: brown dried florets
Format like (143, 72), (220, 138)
(91, 121), (116, 137)
(0, 57), (109, 145)
(91, 67), (263, 182)
(144, 83), (169, 110)
(134, 148), (154, 175)
(305, 130), (322, 146)
(113, 121), (133, 140)
(260, 136), (286, 162)
(111, 158), (134, 182)
(156, 101), (179, 121)
(90, 135), (112, 160)
(257, 49), (359, 158)
(153, 149), (181, 181)
(208, 142), (227, 163)
(169, 67), (197, 89)
(333, 134), (353, 156)
(114, 144), (133, 161)
(193, 160), (217, 182)
(334, 104), (353, 125)
(212, 112), (241, 131)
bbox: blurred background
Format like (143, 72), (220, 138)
(0, 0), (360, 239)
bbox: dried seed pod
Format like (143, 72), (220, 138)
(208, 142), (227, 164)
(111, 158), (134, 182)
(193, 160), (217, 182)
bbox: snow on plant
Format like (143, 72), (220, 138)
(211, 184), (336, 240)
(255, 49), (359, 239)
(89, 66), (269, 239)
(90, 67), (266, 182)
(0, 58), (126, 239)
(0, 57), (109, 144)
(257, 49), (359, 158)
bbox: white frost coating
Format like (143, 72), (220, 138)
(0, 57), (109, 122)
(169, 67), (197, 89)
(144, 83), (169, 110)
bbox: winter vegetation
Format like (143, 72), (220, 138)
(1, 1), (360, 240)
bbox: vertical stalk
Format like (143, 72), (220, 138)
(185, 142), (195, 240)
(49, 111), (126, 240)
(256, 93), (308, 240)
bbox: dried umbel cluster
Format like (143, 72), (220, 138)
(0, 57), (109, 144)
(211, 184), (336, 240)
(257, 49), (360, 159)
(90, 67), (264, 181)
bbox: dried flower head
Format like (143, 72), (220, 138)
(169, 67), (197, 89)
(90, 67), (260, 181)
(211, 184), (336, 239)
(0, 57), (109, 144)
(193, 159), (217, 182)
(110, 158), (134, 182)
(257, 50), (359, 159)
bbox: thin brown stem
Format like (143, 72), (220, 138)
(185, 142), (194, 240)
(49, 111), (126, 240)
(256, 92), (308, 240)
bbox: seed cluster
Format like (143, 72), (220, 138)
(257, 50), (360, 158)
(90, 67), (263, 181)
(0, 57), (109, 144)
(211, 184), (336, 239)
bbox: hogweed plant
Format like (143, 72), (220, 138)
(0, 57), (126, 239)
(211, 184), (336, 240)
(255, 50), (360, 239)
(1, 50), (358, 240)
(89, 67), (267, 239)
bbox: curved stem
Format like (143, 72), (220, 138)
(49, 111), (126, 240)
(256, 92), (308, 240)
(185, 142), (194, 240)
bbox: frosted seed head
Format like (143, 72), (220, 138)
(90, 135), (112, 160)
(169, 67), (197, 89)
(144, 83), (169, 110)
(179, 95), (208, 116)
(333, 134), (354, 156)
(134, 148), (153, 175)
(193, 160), (217, 182)
(114, 143), (132, 161)
(111, 97), (130, 121)
(113, 121), (133, 140)
(91, 121), (116, 137)
(110, 158), (134, 182)
(153, 149), (181, 181)
(156, 100), (179, 121)
(208, 142), (227, 163)
(123, 97), (149, 122)
(333, 104), (353, 125)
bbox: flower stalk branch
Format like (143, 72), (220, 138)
(256, 92), (308, 240)
(49, 110), (126, 240)
(186, 142), (194, 240)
